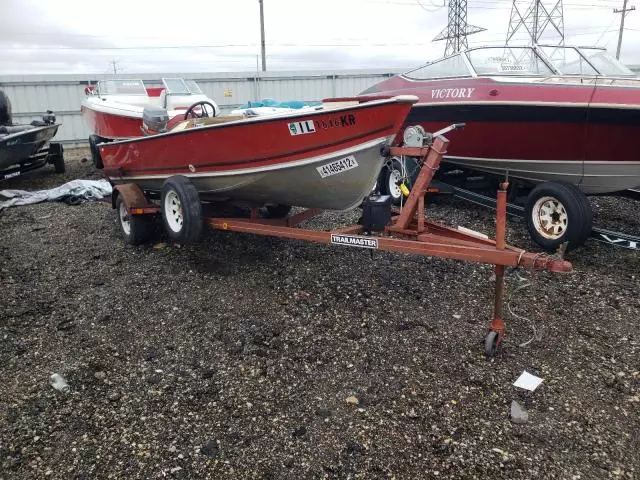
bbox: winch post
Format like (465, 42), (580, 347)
(388, 136), (449, 232)
(490, 181), (509, 339)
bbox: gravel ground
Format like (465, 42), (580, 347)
(1, 149), (639, 480)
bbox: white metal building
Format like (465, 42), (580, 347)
(0, 69), (404, 147)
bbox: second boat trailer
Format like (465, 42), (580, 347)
(111, 124), (573, 357)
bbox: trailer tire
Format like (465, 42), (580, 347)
(52, 152), (65, 173)
(161, 176), (203, 244)
(89, 134), (104, 169)
(116, 195), (154, 245)
(525, 181), (592, 251)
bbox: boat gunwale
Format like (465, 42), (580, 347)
(96, 95), (418, 148)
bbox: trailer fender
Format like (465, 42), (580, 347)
(111, 183), (153, 211)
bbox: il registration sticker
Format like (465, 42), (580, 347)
(288, 120), (316, 136)
(316, 155), (358, 178)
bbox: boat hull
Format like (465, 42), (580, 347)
(0, 124), (60, 171)
(99, 96), (416, 210)
(115, 137), (389, 210)
(81, 104), (144, 139)
(361, 77), (640, 193)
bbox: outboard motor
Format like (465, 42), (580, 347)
(0, 89), (12, 126)
(42, 110), (56, 125)
(142, 106), (169, 135)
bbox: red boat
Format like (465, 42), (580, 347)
(362, 45), (640, 249)
(81, 78), (219, 158)
(97, 95), (417, 214)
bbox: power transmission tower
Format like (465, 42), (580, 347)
(109, 60), (120, 75)
(614, 0), (635, 59)
(506, 1), (565, 46)
(433, 0), (486, 56)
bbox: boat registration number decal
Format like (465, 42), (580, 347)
(288, 120), (316, 136)
(316, 155), (358, 178)
(331, 234), (378, 249)
(498, 63), (526, 72)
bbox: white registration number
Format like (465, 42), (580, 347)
(316, 155), (358, 178)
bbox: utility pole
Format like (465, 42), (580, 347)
(614, 0), (635, 59)
(110, 60), (119, 75)
(259, 0), (266, 71)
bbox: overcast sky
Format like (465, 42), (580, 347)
(0, 0), (638, 74)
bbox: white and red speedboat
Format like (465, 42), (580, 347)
(96, 95), (417, 212)
(81, 77), (219, 140)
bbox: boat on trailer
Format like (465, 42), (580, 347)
(97, 95), (416, 212)
(108, 116), (573, 357)
(361, 45), (640, 249)
(0, 90), (64, 180)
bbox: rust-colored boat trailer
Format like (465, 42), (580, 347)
(114, 134), (572, 357)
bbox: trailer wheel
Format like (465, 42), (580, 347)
(116, 196), (154, 245)
(525, 182), (592, 251)
(484, 331), (501, 358)
(89, 134), (104, 169)
(161, 176), (203, 244)
(259, 204), (291, 219)
(52, 153), (65, 173)
(379, 157), (404, 206)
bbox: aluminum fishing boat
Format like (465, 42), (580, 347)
(81, 77), (219, 140)
(361, 45), (640, 195)
(0, 90), (64, 179)
(97, 95), (417, 211)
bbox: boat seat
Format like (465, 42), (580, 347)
(168, 115), (246, 133)
(166, 94), (196, 111)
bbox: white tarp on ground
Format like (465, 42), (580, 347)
(0, 179), (112, 211)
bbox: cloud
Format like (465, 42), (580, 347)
(0, 0), (638, 74)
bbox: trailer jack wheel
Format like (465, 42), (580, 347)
(484, 331), (501, 358)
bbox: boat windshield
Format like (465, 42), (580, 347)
(466, 47), (554, 76)
(98, 79), (147, 96)
(162, 78), (205, 95)
(575, 47), (636, 76)
(184, 79), (203, 94)
(405, 54), (471, 80)
(402, 45), (637, 80)
(538, 46), (599, 75)
(162, 78), (190, 95)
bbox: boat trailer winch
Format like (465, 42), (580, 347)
(112, 124), (573, 357)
